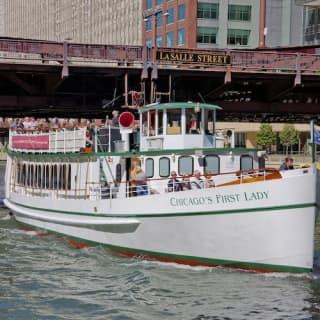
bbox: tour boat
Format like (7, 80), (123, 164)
(4, 102), (318, 273)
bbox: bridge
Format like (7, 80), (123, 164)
(0, 37), (320, 123)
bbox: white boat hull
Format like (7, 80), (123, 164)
(5, 168), (317, 273)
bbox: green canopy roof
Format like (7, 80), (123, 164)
(139, 102), (222, 112)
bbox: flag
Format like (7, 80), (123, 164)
(314, 127), (320, 145)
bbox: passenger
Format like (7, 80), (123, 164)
(133, 166), (148, 196)
(111, 110), (119, 127)
(204, 172), (215, 188)
(130, 163), (148, 196)
(167, 171), (183, 192)
(279, 157), (294, 170)
(182, 175), (192, 191)
(191, 170), (204, 189)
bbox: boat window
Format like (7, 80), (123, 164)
(157, 110), (163, 135)
(29, 164), (33, 187)
(142, 112), (148, 136)
(204, 155), (220, 174)
(145, 158), (154, 178)
(240, 155), (253, 171)
(45, 164), (50, 189)
(159, 157), (170, 177)
(178, 156), (193, 175)
(167, 108), (181, 135)
(148, 110), (156, 136)
(17, 162), (22, 185)
(52, 165), (57, 189)
(59, 164), (65, 190)
(116, 163), (122, 182)
(25, 163), (29, 186)
(204, 109), (215, 135)
(186, 108), (200, 134)
(36, 164), (41, 188)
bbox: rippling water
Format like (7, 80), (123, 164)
(1, 162), (320, 320)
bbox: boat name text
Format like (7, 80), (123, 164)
(170, 191), (269, 207)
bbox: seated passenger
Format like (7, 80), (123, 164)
(204, 172), (215, 188)
(191, 170), (204, 189)
(182, 175), (192, 191)
(133, 166), (148, 196)
(167, 171), (183, 192)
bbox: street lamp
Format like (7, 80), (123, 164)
(143, 8), (168, 102)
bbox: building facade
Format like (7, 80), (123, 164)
(0, 0), (142, 45)
(142, 0), (304, 49)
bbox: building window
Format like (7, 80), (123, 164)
(167, 7), (174, 24)
(167, 31), (173, 48)
(156, 35), (163, 47)
(156, 0), (163, 5)
(166, 31), (174, 47)
(146, 38), (152, 48)
(145, 17), (152, 31)
(197, 27), (217, 44)
(235, 132), (246, 148)
(197, 2), (218, 19)
(227, 29), (250, 46)
(146, 0), (152, 10)
(304, 7), (320, 44)
(156, 11), (163, 28)
(178, 28), (185, 45)
(178, 4), (185, 20)
(228, 5), (251, 21)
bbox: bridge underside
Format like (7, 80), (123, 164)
(0, 63), (319, 124)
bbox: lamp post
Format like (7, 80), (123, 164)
(144, 8), (168, 103)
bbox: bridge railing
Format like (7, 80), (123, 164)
(0, 37), (320, 74)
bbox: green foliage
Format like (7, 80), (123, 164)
(256, 123), (276, 150)
(279, 124), (299, 155)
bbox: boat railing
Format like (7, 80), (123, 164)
(96, 167), (284, 200)
(9, 128), (86, 153)
(10, 167), (311, 201)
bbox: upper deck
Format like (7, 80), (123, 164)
(138, 102), (224, 151)
(8, 128), (86, 153)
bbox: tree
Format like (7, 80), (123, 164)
(279, 124), (299, 155)
(256, 123), (276, 151)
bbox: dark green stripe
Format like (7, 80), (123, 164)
(17, 220), (312, 273)
(8, 145), (257, 159)
(8, 199), (316, 218)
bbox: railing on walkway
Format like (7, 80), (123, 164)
(0, 37), (320, 75)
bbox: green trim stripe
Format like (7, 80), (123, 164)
(8, 199), (316, 218)
(7, 146), (258, 158)
(18, 220), (312, 273)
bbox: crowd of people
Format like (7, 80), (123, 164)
(0, 111), (122, 132)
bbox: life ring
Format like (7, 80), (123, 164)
(107, 156), (113, 163)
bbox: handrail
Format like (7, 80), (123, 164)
(0, 37), (320, 74)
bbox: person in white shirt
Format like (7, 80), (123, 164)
(191, 170), (204, 189)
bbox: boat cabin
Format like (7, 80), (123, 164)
(139, 102), (224, 151)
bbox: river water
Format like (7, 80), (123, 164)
(1, 161), (320, 320)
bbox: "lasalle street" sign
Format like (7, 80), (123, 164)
(156, 49), (231, 65)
